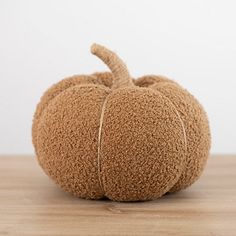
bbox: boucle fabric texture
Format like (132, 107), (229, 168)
(32, 44), (211, 201)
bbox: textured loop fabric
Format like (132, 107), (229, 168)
(32, 44), (211, 201)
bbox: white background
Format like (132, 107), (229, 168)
(0, 0), (235, 154)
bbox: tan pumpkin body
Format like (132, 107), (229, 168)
(32, 44), (210, 201)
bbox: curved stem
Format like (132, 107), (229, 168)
(91, 43), (134, 89)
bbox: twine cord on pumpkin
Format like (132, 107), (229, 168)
(97, 95), (109, 193)
(174, 107), (187, 152)
(91, 43), (134, 89)
(156, 89), (188, 154)
(92, 44), (134, 193)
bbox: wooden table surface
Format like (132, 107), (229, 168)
(0, 155), (235, 236)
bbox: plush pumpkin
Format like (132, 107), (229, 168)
(32, 44), (211, 201)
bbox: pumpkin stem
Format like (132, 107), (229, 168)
(91, 43), (134, 89)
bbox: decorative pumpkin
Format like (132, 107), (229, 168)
(32, 44), (211, 201)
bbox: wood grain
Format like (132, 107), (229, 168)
(0, 155), (235, 236)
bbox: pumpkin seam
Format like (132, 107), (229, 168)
(153, 89), (188, 187)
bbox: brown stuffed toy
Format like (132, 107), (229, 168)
(32, 44), (211, 201)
